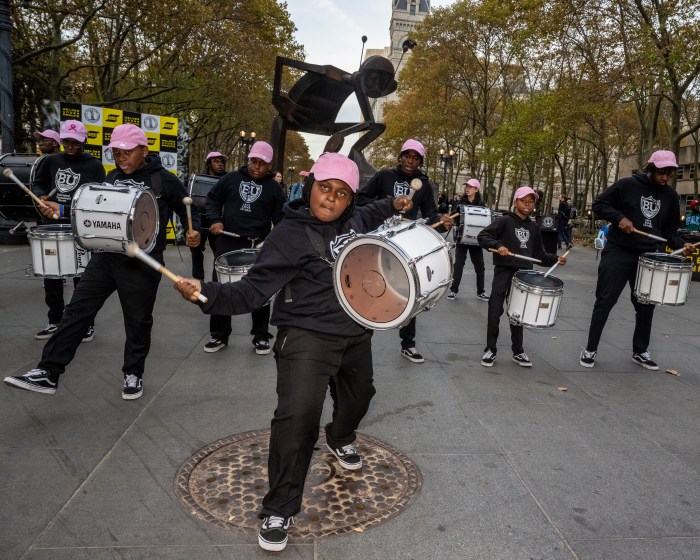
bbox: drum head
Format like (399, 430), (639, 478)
(336, 242), (411, 325)
(133, 191), (158, 250)
(641, 252), (684, 265)
(514, 269), (564, 289)
(29, 224), (73, 236)
(216, 249), (259, 273)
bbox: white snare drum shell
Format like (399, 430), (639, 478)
(458, 206), (492, 245)
(506, 270), (564, 328)
(214, 249), (260, 284)
(634, 252), (692, 306)
(28, 224), (89, 278)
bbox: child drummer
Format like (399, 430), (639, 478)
(174, 152), (413, 552)
(477, 186), (566, 368)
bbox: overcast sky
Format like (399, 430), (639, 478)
(282, 0), (455, 160)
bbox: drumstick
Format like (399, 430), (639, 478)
(220, 230), (241, 238)
(182, 196), (194, 232)
(124, 242), (208, 303)
(46, 187), (58, 199)
(431, 212), (459, 229)
(408, 178), (423, 200)
(543, 249), (570, 278)
(488, 247), (542, 264)
(670, 241), (700, 256)
(631, 228), (667, 243)
(2, 168), (59, 219)
(9, 221), (24, 234)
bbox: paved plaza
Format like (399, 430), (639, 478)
(1, 240), (699, 559)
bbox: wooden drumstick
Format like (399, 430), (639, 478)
(632, 227), (667, 243)
(488, 247), (542, 264)
(125, 242), (208, 303)
(431, 212), (460, 229)
(408, 178), (423, 200)
(9, 221), (24, 234)
(182, 196), (194, 232)
(670, 241), (700, 256)
(46, 187), (58, 199)
(2, 168), (59, 219)
(544, 249), (570, 278)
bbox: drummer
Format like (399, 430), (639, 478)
(172, 152), (414, 552)
(31, 120), (106, 343)
(446, 178), (489, 302)
(33, 129), (61, 155)
(4, 124), (200, 400)
(580, 150), (694, 370)
(478, 186), (565, 368)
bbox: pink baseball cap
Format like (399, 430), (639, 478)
(514, 186), (539, 200)
(647, 150), (678, 169)
(60, 120), (87, 143)
(310, 152), (360, 193)
(108, 124), (148, 149)
(33, 129), (61, 144)
(400, 139), (425, 158)
(248, 141), (274, 163)
(299, 170), (309, 177)
(464, 178), (481, 190)
(206, 151), (228, 161)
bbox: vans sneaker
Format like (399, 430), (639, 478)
(580, 349), (596, 368)
(82, 325), (94, 343)
(254, 339), (271, 355)
(203, 338), (227, 353)
(477, 291), (490, 301)
(122, 373), (143, 400)
(258, 515), (294, 552)
(481, 349), (496, 367)
(401, 347), (425, 363)
(632, 352), (659, 371)
(4, 369), (57, 394)
(512, 352), (532, 367)
(35, 323), (58, 340)
(446, 291), (457, 301)
(326, 443), (362, 470)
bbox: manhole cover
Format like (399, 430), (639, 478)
(175, 429), (422, 539)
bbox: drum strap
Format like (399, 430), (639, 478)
(149, 172), (162, 198)
(304, 225), (333, 267)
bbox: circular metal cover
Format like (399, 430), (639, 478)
(175, 429), (422, 539)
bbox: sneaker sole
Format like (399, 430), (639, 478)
(401, 353), (425, 364)
(258, 534), (288, 552)
(81, 336), (94, 343)
(255, 348), (271, 355)
(512, 358), (532, 367)
(481, 360), (494, 367)
(3, 377), (56, 394)
(326, 444), (363, 470)
(122, 390), (143, 400)
(632, 359), (659, 371)
(579, 359), (595, 368)
(203, 345), (227, 353)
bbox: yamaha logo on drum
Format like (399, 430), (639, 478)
(83, 219), (122, 230)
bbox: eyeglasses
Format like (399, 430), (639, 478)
(656, 168), (676, 176)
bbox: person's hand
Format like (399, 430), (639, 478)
(209, 222), (224, 235)
(185, 229), (200, 247)
(39, 195), (49, 202)
(557, 256), (567, 265)
(682, 242), (695, 256)
(440, 213), (455, 230)
(393, 195), (413, 213)
(618, 217), (634, 233)
(497, 246), (510, 256)
(174, 278), (202, 302)
(39, 200), (59, 220)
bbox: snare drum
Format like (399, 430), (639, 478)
(633, 252), (692, 306)
(27, 224), (91, 278)
(71, 183), (158, 253)
(456, 206), (493, 245)
(188, 174), (219, 215)
(214, 249), (259, 283)
(334, 220), (453, 330)
(506, 270), (564, 328)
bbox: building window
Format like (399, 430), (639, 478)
(677, 167), (684, 180)
(410, 1), (416, 15)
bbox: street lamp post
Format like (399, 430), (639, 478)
(287, 166), (295, 188)
(239, 130), (256, 164)
(439, 148), (455, 198)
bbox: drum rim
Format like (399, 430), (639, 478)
(512, 269), (565, 293)
(638, 252), (692, 270)
(27, 223), (75, 238)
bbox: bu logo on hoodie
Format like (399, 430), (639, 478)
(239, 181), (262, 212)
(55, 168), (81, 193)
(393, 181), (411, 197)
(515, 227), (530, 248)
(640, 195), (660, 228)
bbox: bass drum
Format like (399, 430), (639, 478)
(188, 174), (219, 217)
(0, 153), (46, 222)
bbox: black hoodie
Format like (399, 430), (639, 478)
(198, 197), (397, 337)
(478, 211), (558, 269)
(592, 172), (684, 252)
(106, 154), (199, 254)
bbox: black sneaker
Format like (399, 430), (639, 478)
(82, 325), (94, 343)
(512, 352), (532, 367)
(481, 349), (496, 367)
(203, 338), (227, 353)
(35, 323), (58, 340)
(580, 349), (596, 368)
(477, 291), (490, 301)
(4, 369), (57, 395)
(122, 373), (143, 400)
(326, 443), (363, 470)
(446, 291), (457, 301)
(401, 347), (425, 363)
(258, 515), (294, 552)
(632, 352), (659, 371)
(254, 339), (271, 355)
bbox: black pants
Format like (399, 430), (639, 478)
(190, 218), (218, 280)
(261, 327), (375, 518)
(399, 317), (416, 349)
(209, 235), (272, 342)
(39, 253), (162, 377)
(557, 221), (571, 247)
(585, 244), (654, 354)
(486, 266), (524, 355)
(44, 277), (80, 324)
(450, 243), (485, 294)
